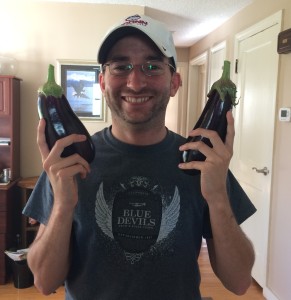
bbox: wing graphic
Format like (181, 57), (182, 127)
(157, 186), (180, 243)
(95, 182), (113, 239)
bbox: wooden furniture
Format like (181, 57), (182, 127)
(0, 181), (21, 284)
(0, 76), (21, 181)
(17, 177), (39, 248)
(0, 76), (21, 284)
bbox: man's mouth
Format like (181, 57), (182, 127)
(124, 96), (150, 103)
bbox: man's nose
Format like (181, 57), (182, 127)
(126, 67), (147, 91)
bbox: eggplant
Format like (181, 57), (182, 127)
(38, 64), (95, 163)
(181, 60), (238, 175)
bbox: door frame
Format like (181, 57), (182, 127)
(208, 41), (226, 91)
(186, 52), (208, 135)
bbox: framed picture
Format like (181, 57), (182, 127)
(57, 60), (105, 121)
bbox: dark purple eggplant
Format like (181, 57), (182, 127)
(181, 60), (238, 175)
(38, 64), (95, 163)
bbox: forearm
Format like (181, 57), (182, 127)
(207, 193), (255, 295)
(27, 203), (74, 295)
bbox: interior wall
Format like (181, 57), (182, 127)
(0, 1), (144, 177)
(189, 0), (291, 299)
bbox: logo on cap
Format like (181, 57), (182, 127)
(122, 14), (148, 27)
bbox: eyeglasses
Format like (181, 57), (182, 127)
(102, 61), (176, 77)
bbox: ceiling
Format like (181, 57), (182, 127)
(43, 0), (253, 47)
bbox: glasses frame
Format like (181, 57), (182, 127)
(102, 60), (176, 77)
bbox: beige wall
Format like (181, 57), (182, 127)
(0, 0), (190, 178)
(0, 1), (144, 177)
(0, 0), (191, 179)
(189, 0), (291, 299)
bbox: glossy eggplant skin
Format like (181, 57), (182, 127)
(38, 93), (95, 163)
(181, 90), (233, 175)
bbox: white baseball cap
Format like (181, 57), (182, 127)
(97, 14), (177, 69)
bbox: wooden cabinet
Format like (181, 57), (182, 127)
(0, 76), (21, 180)
(0, 76), (21, 284)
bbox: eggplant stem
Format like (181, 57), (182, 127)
(38, 64), (63, 98)
(207, 60), (238, 106)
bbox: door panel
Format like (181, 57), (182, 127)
(232, 22), (280, 288)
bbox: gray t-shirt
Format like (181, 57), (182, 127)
(23, 127), (256, 300)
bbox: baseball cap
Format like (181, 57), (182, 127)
(97, 14), (177, 69)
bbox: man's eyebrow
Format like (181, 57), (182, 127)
(107, 55), (165, 62)
(107, 56), (129, 62)
(145, 55), (164, 61)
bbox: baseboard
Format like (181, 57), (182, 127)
(263, 287), (279, 300)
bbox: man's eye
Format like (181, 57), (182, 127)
(146, 63), (162, 71)
(114, 64), (131, 71)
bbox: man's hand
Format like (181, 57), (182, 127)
(179, 111), (234, 202)
(37, 118), (91, 208)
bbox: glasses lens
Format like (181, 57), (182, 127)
(110, 62), (132, 75)
(106, 61), (171, 76)
(143, 61), (164, 76)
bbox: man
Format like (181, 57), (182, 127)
(24, 14), (256, 300)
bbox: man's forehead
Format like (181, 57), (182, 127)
(105, 34), (165, 62)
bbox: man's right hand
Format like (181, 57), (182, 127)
(37, 118), (91, 209)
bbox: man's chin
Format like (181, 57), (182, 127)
(122, 113), (153, 125)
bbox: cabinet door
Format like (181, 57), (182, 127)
(0, 77), (10, 116)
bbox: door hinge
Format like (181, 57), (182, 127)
(235, 59), (239, 74)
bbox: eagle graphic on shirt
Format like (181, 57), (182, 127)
(95, 176), (180, 264)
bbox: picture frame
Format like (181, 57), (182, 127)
(57, 60), (105, 121)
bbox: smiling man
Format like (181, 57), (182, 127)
(24, 14), (256, 300)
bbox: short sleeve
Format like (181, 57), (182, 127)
(226, 170), (257, 224)
(22, 171), (53, 225)
(203, 170), (256, 239)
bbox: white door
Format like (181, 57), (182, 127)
(231, 12), (281, 288)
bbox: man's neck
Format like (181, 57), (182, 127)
(111, 123), (168, 146)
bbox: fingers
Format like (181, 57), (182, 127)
(48, 157), (90, 180)
(48, 134), (87, 160)
(43, 135), (90, 175)
(37, 118), (50, 163)
(179, 128), (225, 159)
(225, 110), (235, 151)
(37, 118), (91, 177)
(179, 111), (235, 171)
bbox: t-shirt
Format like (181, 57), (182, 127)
(23, 127), (256, 300)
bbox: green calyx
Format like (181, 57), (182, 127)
(38, 64), (63, 98)
(208, 60), (238, 106)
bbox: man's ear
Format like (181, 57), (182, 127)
(170, 72), (182, 97)
(99, 72), (105, 93)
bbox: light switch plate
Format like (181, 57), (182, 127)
(279, 107), (291, 122)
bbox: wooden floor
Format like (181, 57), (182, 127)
(0, 246), (265, 300)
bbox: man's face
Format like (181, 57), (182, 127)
(99, 35), (180, 129)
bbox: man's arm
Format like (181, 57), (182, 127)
(206, 194), (255, 295)
(27, 205), (73, 295)
(179, 111), (255, 294)
(27, 119), (91, 295)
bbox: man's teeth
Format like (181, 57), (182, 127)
(125, 97), (149, 103)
